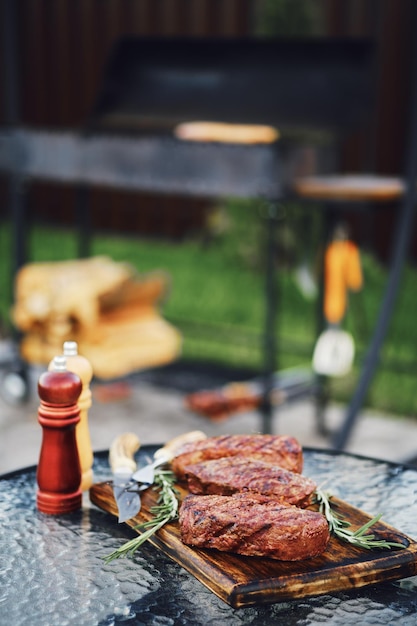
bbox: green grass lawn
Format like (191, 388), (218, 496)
(1, 200), (416, 418)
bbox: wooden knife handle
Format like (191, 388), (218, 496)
(154, 430), (207, 463)
(109, 432), (140, 473)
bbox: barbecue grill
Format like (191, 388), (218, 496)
(1, 37), (374, 197)
(3, 29), (404, 441)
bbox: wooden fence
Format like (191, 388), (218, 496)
(0, 0), (415, 256)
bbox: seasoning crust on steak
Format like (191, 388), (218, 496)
(179, 493), (330, 561)
(172, 434), (303, 481)
(183, 457), (316, 507)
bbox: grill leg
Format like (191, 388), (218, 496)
(5, 173), (30, 403)
(260, 202), (279, 434)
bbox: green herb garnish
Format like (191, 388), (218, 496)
(104, 478), (405, 562)
(314, 488), (406, 550)
(104, 469), (180, 563)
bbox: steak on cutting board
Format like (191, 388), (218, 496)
(183, 457), (316, 506)
(172, 434), (303, 480)
(179, 492), (330, 561)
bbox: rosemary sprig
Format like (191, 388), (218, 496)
(104, 477), (405, 562)
(314, 488), (406, 550)
(104, 469), (180, 563)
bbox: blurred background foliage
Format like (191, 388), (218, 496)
(2, 198), (417, 419)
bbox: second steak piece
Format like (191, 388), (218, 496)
(179, 493), (330, 561)
(172, 434), (303, 480)
(184, 457), (316, 507)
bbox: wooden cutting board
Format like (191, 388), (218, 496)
(90, 481), (417, 608)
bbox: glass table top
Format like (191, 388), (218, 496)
(2, 446), (417, 625)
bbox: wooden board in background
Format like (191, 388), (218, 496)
(90, 481), (417, 608)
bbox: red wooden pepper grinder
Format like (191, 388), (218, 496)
(48, 341), (94, 491)
(36, 355), (83, 514)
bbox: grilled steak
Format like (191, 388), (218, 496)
(183, 457), (316, 506)
(171, 434), (303, 481)
(179, 493), (330, 561)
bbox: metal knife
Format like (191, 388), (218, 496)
(132, 430), (207, 485)
(109, 432), (141, 523)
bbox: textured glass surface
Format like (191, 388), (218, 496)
(1, 447), (417, 625)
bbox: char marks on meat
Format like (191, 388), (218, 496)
(172, 434), (303, 481)
(183, 457), (316, 507)
(179, 493), (330, 561)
